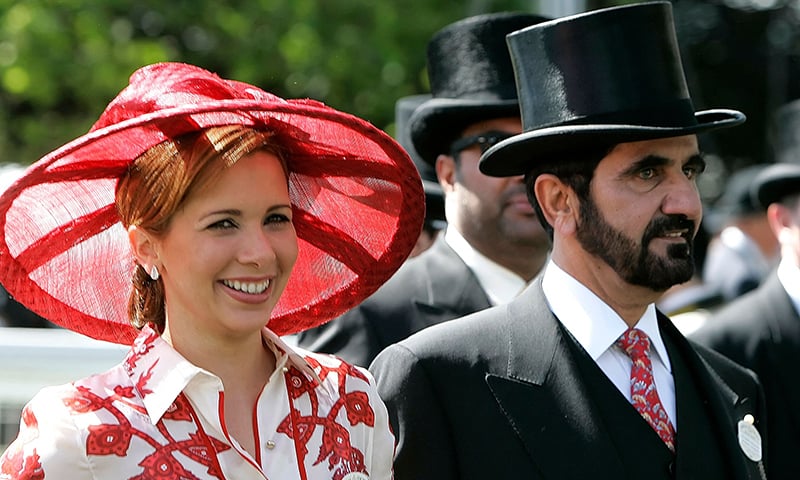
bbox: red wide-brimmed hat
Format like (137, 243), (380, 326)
(0, 62), (424, 344)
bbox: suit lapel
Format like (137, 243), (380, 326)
(485, 280), (626, 478)
(661, 315), (763, 480)
(411, 238), (491, 325)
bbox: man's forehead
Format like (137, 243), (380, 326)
(602, 135), (701, 165)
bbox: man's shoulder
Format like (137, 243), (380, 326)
(376, 300), (518, 370)
(691, 278), (782, 345)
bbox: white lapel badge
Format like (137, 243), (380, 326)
(737, 413), (762, 462)
(342, 473), (369, 480)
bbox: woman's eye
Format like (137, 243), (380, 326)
(209, 219), (236, 230)
(266, 213), (291, 224)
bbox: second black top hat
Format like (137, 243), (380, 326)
(480, 1), (745, 177)
(409, 12), (549, 166)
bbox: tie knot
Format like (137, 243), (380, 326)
(616, 328), (651, 360)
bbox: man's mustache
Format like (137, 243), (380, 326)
(643, 215), (696, 244)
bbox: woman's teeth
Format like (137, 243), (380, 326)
(222, 279), (270, 294)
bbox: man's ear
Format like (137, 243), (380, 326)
(767, 203), (792, 244)
(435, 153), (457, 194)
(128, 225), (159, 269)
(534, 174), (578, 236)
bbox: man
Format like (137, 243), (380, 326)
(296, 12), (551, 366)
(692, 161), (800, 480)
(703, 163), (777, 302)
(371, 3), (767, 479)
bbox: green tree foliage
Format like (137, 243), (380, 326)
(2, 0), (799, 181)
(0, 0), (543, 164)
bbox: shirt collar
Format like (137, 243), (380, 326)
(542, 261), (672, 371)
(777, 257), (800, 314)
(124, 325), (320, 424)
(444, 226), (527, 305)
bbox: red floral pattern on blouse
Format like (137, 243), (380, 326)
(0, 326), (393, 480)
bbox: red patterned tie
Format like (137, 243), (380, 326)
(616, 328), (675, 452)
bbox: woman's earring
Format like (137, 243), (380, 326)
(148, 265), (160, 281)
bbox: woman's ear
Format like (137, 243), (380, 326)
(534, 174), (578, 236)
(128, 225), (158, 269)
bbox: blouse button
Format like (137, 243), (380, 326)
(266, 440), (276, 450)
(282, 367), (289, 373)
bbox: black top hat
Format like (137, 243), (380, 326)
(771, 98), (800, 165)
(704, 163), (770, 233)
(752, 162), (800, 208)
(396, 95), (446, 229)
(480, 1), (746, 177)
(409, 12), (550, 166)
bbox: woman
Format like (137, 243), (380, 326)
(0, 63), (424, 479)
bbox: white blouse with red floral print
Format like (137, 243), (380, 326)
(0, 325), (394, 480)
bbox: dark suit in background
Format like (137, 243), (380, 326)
(297, 237), (489, 366)
(692, 160), (800, 480)
(693, 273), (799, 480)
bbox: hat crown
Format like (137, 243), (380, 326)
(772, 99), (800, 165)
(753, 162), (800, 208)
(91, 63), (285, 132)
(426, 12), (547, 102)
(508, 2), (694, 133)
(395, 95), (435, 182)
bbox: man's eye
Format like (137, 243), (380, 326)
(683, 166), (700, 179)
(639, 168), (656, 180)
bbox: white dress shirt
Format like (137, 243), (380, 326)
(777, 257), (800, 315)
(542, 261), (677, 430)
(445, 227), (527, 305)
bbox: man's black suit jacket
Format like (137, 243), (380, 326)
(297, 237), (491, 366)
(692, 271), (800, 480)
(371, 278), (767, 480)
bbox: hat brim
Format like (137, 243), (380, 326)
(0, 99), (424, 344)
(753, 163), (800, 208)
(480, 109), (746, 177)
(409, 98), (520, 165)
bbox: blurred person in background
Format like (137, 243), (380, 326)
(702, 163), (778, 301)
(692, 161), (800, 480)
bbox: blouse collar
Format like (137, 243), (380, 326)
(123, 324), (320, 423)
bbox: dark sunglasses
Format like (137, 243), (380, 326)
(449, 130), (515, 156)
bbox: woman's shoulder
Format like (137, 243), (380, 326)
(289, 347), (379, 398)
(300, 347), (374, 378)
(25, 362), (136, 416)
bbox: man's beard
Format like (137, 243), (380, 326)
(575, 195), (696, 292)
